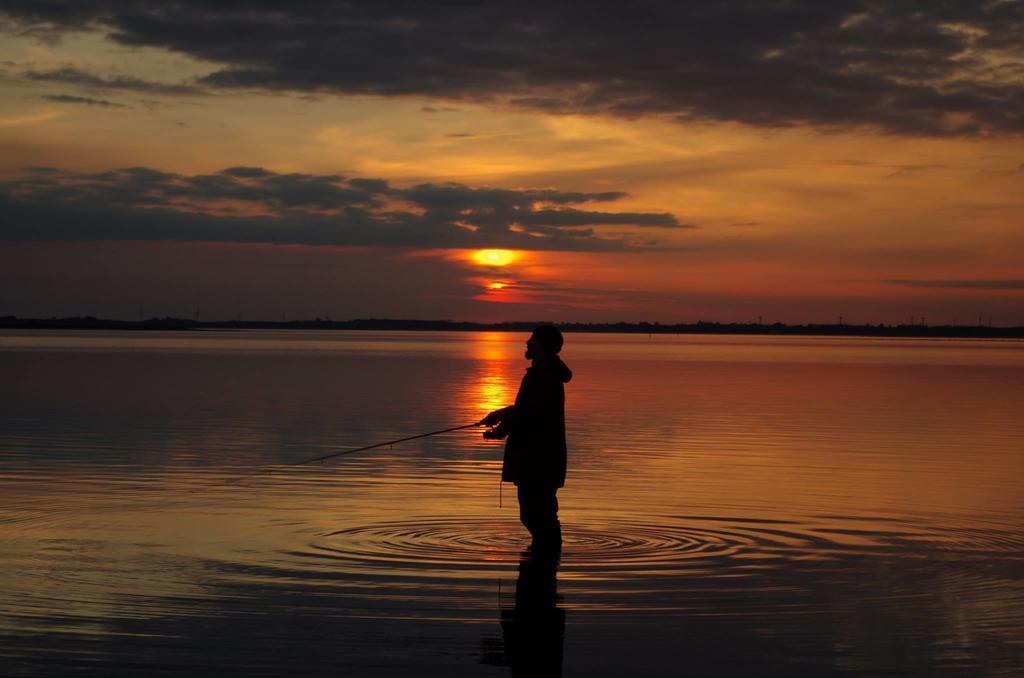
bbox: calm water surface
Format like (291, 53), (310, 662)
(1, 330), (1022, 676)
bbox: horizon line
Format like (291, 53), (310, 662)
(2, 315), (1022, 336)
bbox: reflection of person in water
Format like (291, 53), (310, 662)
(482, 325), (571, 552)
(480, 549), (565, 677)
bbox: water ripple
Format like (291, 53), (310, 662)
(295, 516), (848, 577)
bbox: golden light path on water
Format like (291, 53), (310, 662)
(0, 330), (1023, 676)
(472, 331), (516, 415)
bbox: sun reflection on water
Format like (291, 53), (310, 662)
(471, 332), (517, 418)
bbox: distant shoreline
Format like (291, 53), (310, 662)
(2, 316), (1023, 339)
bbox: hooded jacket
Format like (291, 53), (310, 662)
(495, 356), (572, 488)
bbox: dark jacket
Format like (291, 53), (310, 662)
(495, 356), (572, 488)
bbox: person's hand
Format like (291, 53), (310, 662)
(483, 427), (508, 440)
(480, 409), (503, 427)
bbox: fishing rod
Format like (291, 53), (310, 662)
(212, 420), (485, 489)
(287, 421), (484, 467)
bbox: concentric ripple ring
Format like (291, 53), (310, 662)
(297, 516), (832, 575)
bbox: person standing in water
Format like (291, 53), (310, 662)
(482, 325), (572, 551)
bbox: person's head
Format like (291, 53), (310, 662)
(526, 324), (563, 360)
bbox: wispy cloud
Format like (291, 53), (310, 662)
(23, 67), (203, 95)
(41, 93), (127, 107)
(886, 279), (1024, 290)
(0, 110), (63, 127)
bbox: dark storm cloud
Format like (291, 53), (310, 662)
(41, 93), (126, 107)
(23, 66), (202, 95)
(0, 166), (683, 251)
(886, 279), (1024, 290)
(3, 1), (1024, 135)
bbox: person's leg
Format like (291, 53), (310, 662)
(517, 484), (561, 549)
(517, 484), (538, 536)
(542, 487), (562, 548)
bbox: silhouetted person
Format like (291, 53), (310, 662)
(480, 549), (565, 676)
(482, 325), (571, 552)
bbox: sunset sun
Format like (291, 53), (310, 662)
(471, 249), (518, 267)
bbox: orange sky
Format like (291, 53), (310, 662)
(1, 5), (1023, 324)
